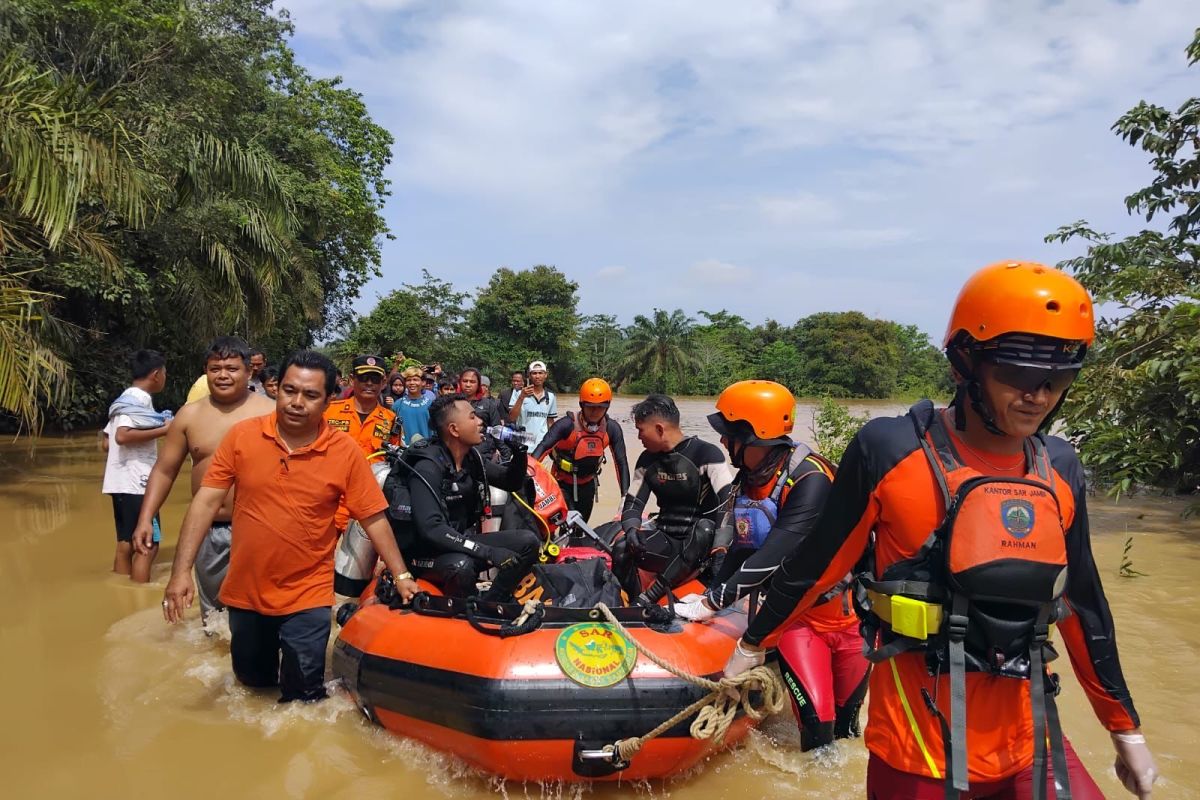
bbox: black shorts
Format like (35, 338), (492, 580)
(110, 494), (160, 543)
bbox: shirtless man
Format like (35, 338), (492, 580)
(132, 336), (273, 619)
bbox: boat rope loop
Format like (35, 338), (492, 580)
(592, 602), (785, 766)
(464, 597), (546, 638)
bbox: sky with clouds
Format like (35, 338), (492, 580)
(278, 0), (1197, 339)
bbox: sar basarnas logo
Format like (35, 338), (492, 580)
(554, 623), (637, 688)
(1000, 499), (1035, 539)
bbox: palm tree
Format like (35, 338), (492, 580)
(616, 308), (697, 392)
(0, 51), (316, 432)
(0, 54), (156, 432)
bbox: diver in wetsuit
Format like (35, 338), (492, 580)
(613, 394), (735, 604)
(405, 394), (542, 600)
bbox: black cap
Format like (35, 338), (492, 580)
(351, 354), (386, 377)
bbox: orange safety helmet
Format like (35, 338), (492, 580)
(707, 380), (795, 446)
(943, 261), (1095, 348)
(579, 377), (613, 405)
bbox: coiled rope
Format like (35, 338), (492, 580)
(593, 602), (786, 765)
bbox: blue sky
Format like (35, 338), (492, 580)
(279, 0), (1197, 340)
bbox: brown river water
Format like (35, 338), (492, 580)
(1, 397), (1196, 799)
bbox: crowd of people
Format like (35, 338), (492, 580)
(95, 261), (1158, 798)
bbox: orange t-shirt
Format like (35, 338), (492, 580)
(203, 413), (388, 615)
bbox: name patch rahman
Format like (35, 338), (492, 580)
(554, 623), (637, 688)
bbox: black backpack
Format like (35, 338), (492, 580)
(526, 558), (624, 609)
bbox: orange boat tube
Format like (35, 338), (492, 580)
(333, 583), (758, 782)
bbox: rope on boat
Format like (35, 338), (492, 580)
(592, 602), (785, 765)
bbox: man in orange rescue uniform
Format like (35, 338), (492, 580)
(162, 351), (419, 702)
(724, 262), (1158, 799)
(325, 354), (397, 533)
(325, 354), (396, 463)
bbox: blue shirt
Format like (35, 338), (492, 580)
(393, 394), (433, 445)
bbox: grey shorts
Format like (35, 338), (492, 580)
(195, 523), (232, 620)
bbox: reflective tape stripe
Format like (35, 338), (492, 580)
(888, 658), (941, 780)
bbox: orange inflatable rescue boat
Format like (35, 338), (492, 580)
(333, 450), (775, 781)
(334, 580), (757, 782)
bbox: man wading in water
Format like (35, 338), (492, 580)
(133, 337), (273, 620)
(161, 351), (418, 702)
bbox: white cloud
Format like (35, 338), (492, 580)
(595, 265), (628, 280)
(278, 0), (1194, 202)
(688, 259), (752, 285)
(276, 0), (1199, 333)
(758, 193), (840, 227)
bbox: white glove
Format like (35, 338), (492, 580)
(1112, 732), (1158, 799)
(722, 638), (766, 680)
(674, 594), (717, 622)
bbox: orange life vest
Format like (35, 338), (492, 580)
(856, 404), (1070, 799)
(551, 412), (610, 484)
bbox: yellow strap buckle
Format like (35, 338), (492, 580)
(868, 590), (943, 640)
(558, 458), (574, 473)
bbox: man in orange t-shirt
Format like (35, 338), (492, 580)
(161, 351), (419, 703)
(723, 263), (1158, 800)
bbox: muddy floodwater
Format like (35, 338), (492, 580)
(1, 397), (1197, 799)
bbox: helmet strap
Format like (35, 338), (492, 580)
(947, 344), (1006, 437)
(728, 438), (747, 470)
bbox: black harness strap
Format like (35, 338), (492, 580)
(946, 592), (970, 797)
(1030, 605), (1072, 800)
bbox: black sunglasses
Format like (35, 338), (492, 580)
(989, 362), (1080, 395)
(355, 373), (385, 384)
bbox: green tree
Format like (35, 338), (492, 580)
(757, 340), (806, 395)
(791, 311), (901, 398)
(339, 271), (469, 365)
(466, 265), (580, 384)
(893, 322), (953, 399)
(0, 51), (156, 431)
(1047, 28), (1200, 496)
(1, 0), (393, 426)
(617, 308), (697, 392)
(810, 397), (870, 464)
(575, 314), (626, 381)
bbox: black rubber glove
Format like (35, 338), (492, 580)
(707, 548), (727, 582)
(478, 543), (519, 570)
(623, 526), (644, 556)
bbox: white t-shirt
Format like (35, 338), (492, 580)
(515, 390), (557, 442)
(102, 387), (159, 495)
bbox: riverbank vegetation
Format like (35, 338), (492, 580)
(0, 0), (392, 430)
(333, 265), (952, 401)
(1049, 28), (1200, 501)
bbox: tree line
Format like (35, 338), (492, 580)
(332, 266), (953, 400)
(0, 0), (391, 430)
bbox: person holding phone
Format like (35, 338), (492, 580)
(506, 359), (557, 442)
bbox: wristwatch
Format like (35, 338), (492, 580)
(395, 571), (414, 581)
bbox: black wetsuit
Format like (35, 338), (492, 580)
(405, 438), (541, 599)
(615, 436), (735, 600)
(533, 413), (630, 522)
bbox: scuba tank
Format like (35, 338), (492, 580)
(334, 460), (393, 597)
